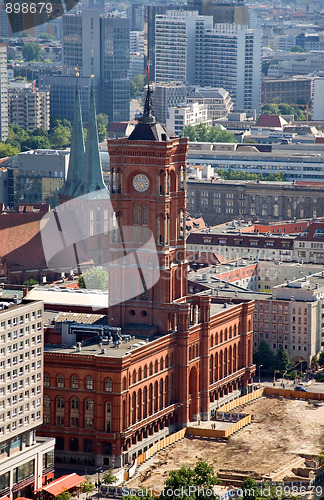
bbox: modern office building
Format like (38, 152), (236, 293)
(261, 77), (313, 106)
(48, 9), (130, 122)
(155, 11), (212, 84)
(0, 44), (8, 141)
(166, 102), (212, 135)
(187, 177), (324, 225)
(127, 4), (144, 31)
(8, 81), (50, 132)
(0, 297), (55, 499)
(7, 150), (69, 208)
(188, 0), (248, 25)
(151, 83), (188, 126)
(196, 24), (262, 113)
(187, 87), (233, 123)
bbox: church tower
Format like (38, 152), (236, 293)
(108, 87), (189, 334)
(59, 76), (85, 204)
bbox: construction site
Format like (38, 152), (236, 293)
(127, 394), (324, 490)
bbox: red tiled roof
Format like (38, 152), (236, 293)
(295, 222), (324, 241)
(256, 114), (288, 128)
(35, 474), (84, 497)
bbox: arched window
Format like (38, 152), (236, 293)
(132, 370), (136, 384)
(106, 402), (112, 432)
(71, 375), (79, 389)
(165, 355), (169, 368)
(122, 376), (127, 390)
(85, 398), (94, 412)
(86, 377), (93, 390)
(71, 397), (79, 410)
(144, 365), (147, 378)
(134, 203), (140, 225)
(57, 374), (64, 388)
(160, 357), (164, 371)
(149, 362), (153, 376)
(210, 335), (214, 348)
(155, 360), (158, 373)
(105, 378), (112, 392)
(43, 395), (50, 408)
(44, 372), (50, 388)
(142, 204), (148, 225)
(56, 396), (64, 408)
(170, 353), (174, 366)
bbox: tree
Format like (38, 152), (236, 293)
(160, 461), (220, 500)
(97, 123), (107, 142)
(275, 347), (290, 371)
(78, 267), (108, 290)
(290, 45), (306, 53)
(318, 350), (324, 368)
(38, 32), (55, 40)
(130, 74), (145, 99)
(23, 278), (39, 286)
(50, 126), (71, 148)
(97, 113), (108, 128)
(22, 42), (43, 62)
(253, 341), (275, 370)
(182, 124), (236, 143)
(0, 142), (19, 158)
(56, 490), (72, 500)
(81, 477), (95, 498)
(21, 136), (51, 150)
(241, 478), (260, 500)
(102, 469), (117, 486)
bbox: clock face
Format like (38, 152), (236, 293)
(133, 174), (150, 192)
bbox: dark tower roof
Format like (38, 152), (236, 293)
(73, 78), (108, 198)
(59, 77), (85, 198)
(128, 85), (172, 142)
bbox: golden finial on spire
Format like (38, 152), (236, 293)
(91, 74), (94, 79)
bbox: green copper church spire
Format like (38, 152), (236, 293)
(59, 71), (85, 200)
(74, 75), (107, 198)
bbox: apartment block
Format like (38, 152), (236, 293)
(8, 82), (50, 132)
(0, 297), (55, 499)
(196, 24), (263, 113)
(0, 44), (8, 141)
(151, 83), (188, 126)
(187, 87), (233, 123)
(166, 102), (212, 135)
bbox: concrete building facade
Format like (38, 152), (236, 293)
(166, 102), (212, 135)
(187, 87), (233, 123)
(8, 83), (50, 132)
(0, 298), (55, 499)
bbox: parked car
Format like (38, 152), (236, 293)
(294, 386), (308, 392)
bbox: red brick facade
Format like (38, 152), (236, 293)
(40, 129), (255, 469)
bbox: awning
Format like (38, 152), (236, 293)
(16, 497), (35, 500)
(0, 496), (11, 500)
(34, 474), (85, 497)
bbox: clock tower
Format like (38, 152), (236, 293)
(108, 88), (189, 335)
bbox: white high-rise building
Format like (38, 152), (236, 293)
(0, 297), (55, 499)
(155, 10), (213, 84)
(0, 44), (8, 141)
(196, 24), (263, 113)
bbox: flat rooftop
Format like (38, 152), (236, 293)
(26, 287), (108, 310)
(45, 335), (154, 359)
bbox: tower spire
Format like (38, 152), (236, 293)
(59, 68), (85, 201)
(141, 58), (155, 124)
(73, 75), (107, 197)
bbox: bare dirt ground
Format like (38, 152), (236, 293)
(127, 397), (324, 490)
